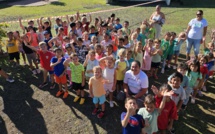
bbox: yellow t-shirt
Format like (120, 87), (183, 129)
(89, 76), (106, 97)
(115, 60), (128, 80)
(6, 39), (19, 53)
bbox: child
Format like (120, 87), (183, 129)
(50, 48), (68, 98)
(142, 39), (154, 73)
(40, 17), (52, 37)
(74, 37), (88, 64)
(166, 32), (177, 69)
(148, 23), (156, 40)
(133, 41), (144, 68)
(151, 39), (162, 79)
(64, 53), (85, 104)
(138, 92), (173, 134)
(126, 50), (134, 69)
(99, 56), (116, 107)
(95, 44), (105, 60)
(115, 48), (129, 92)
(160, 32), (171, 74)
(203, 41), (214, 55)
(167, 72), (186, 111)
(0, 67), (14, 83)
(89, 36), (97, 50)
(6, 31), (20, 67)
(25, 42), (55, 89)
(121, 97), (145, 134)
(139, 24), (147, 47)
(129, 32), (138, 50)
(198, 55), (208, 95)
(172, 32), (186, 69)
(151, 84), (178, 134)
(184, 60), (202, 104)
(82, 32), (91, 46)
(83, 50), (99, 80)
(105, 44), (116, 61)
(89, 66), (106, 118)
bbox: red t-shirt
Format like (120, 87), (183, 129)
(155, 96), (178, 130)
(200, 65), (208, 75)
(63, 26), (68, 36)
(38, 50), (55, 71)
(82, 22), (90, 32)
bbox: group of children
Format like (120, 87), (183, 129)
(2, 12), (215, 133)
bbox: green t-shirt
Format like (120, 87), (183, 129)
(69, 62), (84, 83)
(138, 108), (159, 134)
(186, 71), (202, 88)
(148, 27), (155, 39)
(204, 48), (210, 55)
(161, 39), (170, 59)
(167, 40), (177, 55)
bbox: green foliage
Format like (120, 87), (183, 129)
(0, 23), (8, 41)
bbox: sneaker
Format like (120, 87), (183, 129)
(191, 98), (195, 104)
(92, 108), (98, 115)
(168, 64), (171, 68)
(56, 90), (64, 97)
(32, 69), (37, 75)
(154, 75), (158, 79)
(39, 82), (48, 88)
(79, 98), (85, 105)
(181, 104), (187, 111)
(169, 128), (175, 134)
(73, 96), (80, 102)
(209, 76), (213, 79)
(173, 65), (177, 70)
(97, 111), (105, 118)
(198, 90), (203, 97)
(202, 86), (207, 91)
(110, 101), (114, 108)
(50, 83), (56, 89)
(63, 91), (69, 98)
(161, 68), (165, 74)
(36, 69), (41, 74)
(6, 78), (14, 83)
(23, 61), (27, 66)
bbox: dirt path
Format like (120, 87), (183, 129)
(8, 0), (59, 7)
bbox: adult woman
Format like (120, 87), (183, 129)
(150, 5), (165, 39)
(186, 10), (208, 60)
(122, 60), (149, 107)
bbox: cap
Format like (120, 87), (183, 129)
(65, 43), (72, 49)
(43, 31), (49, 35)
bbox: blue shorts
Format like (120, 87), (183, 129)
(93, 95), (106, 104)
(49, 70), (54, 75)
(173, 50), (180, 56)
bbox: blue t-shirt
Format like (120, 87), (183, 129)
(44, 37), (52, 50)
(207, 61), (214, 71)
(114, 24), (123, 30)
(50, 57), (65, 76)
(121, 112), (144, 134)
(173, 38), (185, 51)
(127, 58), (134, 69)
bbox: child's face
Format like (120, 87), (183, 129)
(137, 44), (142, 51)
(127, 52), (132, 59)
(71, 56), (79, 64)
(107, 46), (113, 53)
(141, 28), (146, 34)
(89, 53), (95, 60)
(91, 37), (97, 43)
(119, 54), (125, 61)
(117, 30), (123, 35)
(7, 33), (13, 39)
(165, 34), (171, 41)
(83, 34), (89, 40)
(107, 60), (114, 68)
(136, 29), (140, 34)
(171, 77), (181, 88)
(144, 103), (155, 113)
(199, 57), (206, 65)
(55, 50), (62, 57)
(125, 99), (138, 111)
(94, 68), (102, 78)
(118, 40), (124, 46)
(95, 47), (102, 54)
(177, 68), (186, 76)
(66, 47), (72, 52)
(170, 35), (176, 40)
(208, 44), (214, 50)
(40, 44), (47, 51)
(155, 42), (160, 48)
(190, 64), (198, 72)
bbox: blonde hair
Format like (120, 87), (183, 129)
(131, 32), (138, 40)
(39, 41), (46, 47)
(118, 48), (126, 56)
(93, 66), (102, 73)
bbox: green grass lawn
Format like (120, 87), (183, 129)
(0, 0), (215, 134)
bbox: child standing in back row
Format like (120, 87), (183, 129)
(161, 32), (171, 74)
(89, 66), (107, 118)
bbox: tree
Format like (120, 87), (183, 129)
(0, 23), (8, 55)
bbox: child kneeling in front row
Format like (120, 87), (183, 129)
(89, 66), (107, 118)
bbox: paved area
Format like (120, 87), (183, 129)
(8, 0), (59, 7)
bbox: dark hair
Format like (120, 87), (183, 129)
(177, 62), (188, 70)
(95, 44), (102, 49)
(170, 72), (183, 82)
(197, 10), (203, 15)
(124, 96), (136, 104)
(144, 94), (155, 105)
(124, 21), (129, 24)
(159, 84), (172, 92)
(110, 13), (115, 17)
(171, 32), (176, 36)
(77, 37), (83, 42)
(188, 59), (200, 76)
(118, 37), (125, 42)
(70, 22), (76, 28)
(208, 52), (214, 59)
(124, 35), (128, 40)
(132, 60), (141, 68)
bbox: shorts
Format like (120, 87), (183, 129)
(72, 82), (84, 90)
(151, 62), (160, 68)
(26, 53), (36, 65)
(54, 74), (67, 84)
(104, 83), (114, 92)
(166, 54), (173, 61)
(49, 70), (54, 75)
(116, 80), (123, 85)
(93, 95), (106, 104)
(173, 50), (180, 56)
(9, 52), (20, 60)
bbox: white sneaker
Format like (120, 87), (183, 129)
(36, 69), (41, 74)
(6, 78), (14, 83)
(191, 98), (195, 104)
(173, 65), (177, 70)
(209, 76), (213, 79)
(198, 90), (203, 97)
(110, 101), (114, 108)
(32, 70), (37, 75)
(161, 68), (165, 74)
(202, 86), (207, 91)
(168, 64), (171, 68)
(23, 61), (27, 65)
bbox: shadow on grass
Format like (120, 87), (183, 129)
(0, 116), (7, 134)
(50, 1), (66, 6)
(0, 57), (48, 134)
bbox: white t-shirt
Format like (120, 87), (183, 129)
(83, 40), (91, 46)
(124, 70), (148, 94)
(188, 18), (208, 39)
(170, 86), (186, 105)
(101, 40), (113, 51)
(85, 59), (99, 78)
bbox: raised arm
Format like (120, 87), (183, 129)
(88, 13), (92, 24)
(18, 17), (25, 31)
(48, 17), (52, 27)
(40, 17), (44, 27)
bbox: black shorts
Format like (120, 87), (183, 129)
(151, 62), (160, 68)
(9, 52), (20, 60)
(116, 80), (123, 85)
(72, 82), (84, 90)
(0, 67), (1, 71)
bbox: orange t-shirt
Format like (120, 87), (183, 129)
(27, 32), (38, 47)
(89, 76), (106, 97)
